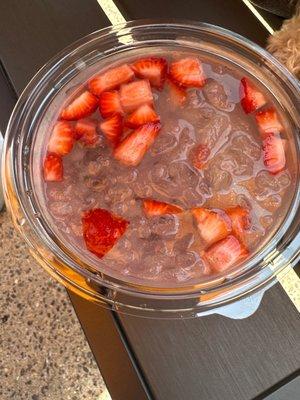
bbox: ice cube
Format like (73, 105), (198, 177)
(202, 79), (235, 112)
(149, 215), (179, 236)
(204, 164), (232, 191)
(49, 201), (73, 218)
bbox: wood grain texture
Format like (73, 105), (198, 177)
(120, 284), (300, 400)
(0, 0), (110, 95)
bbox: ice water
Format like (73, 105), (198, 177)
(39, 49), (295, 286)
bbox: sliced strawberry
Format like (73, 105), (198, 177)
(48, 121), (75, 156)
(99, 114), (123, 147)
(43, 153), (63, 182)
(190, 144), (210, 170)
(125, 104), (160, 128)
(262, 132), (286, 174)
(240, 77), (267, 114)
(226, 206), (250, 242)
(143, 199), (183, 216)
(192, 207), (232, 246)
(120, 79), (153, 112)
(255, 108), (283, 136)
(203, 235), (249, 273)
(75, 119), (99, 146)
(60, 91), (98, 120)
(82, 208), (129, 258)
(114, 122), (161, 166)
(169, 57), (205, 88)
(166, 79), (187, 107)
(131, 57), (167, 89)
(99, 91), (124, 118)
(88, 64), (134, 96)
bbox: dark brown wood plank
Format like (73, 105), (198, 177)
(120, 284), (300, 400)
(69, 292), (152, 400)
(117, 0), (277, 46)
(0, 0), (110, 95)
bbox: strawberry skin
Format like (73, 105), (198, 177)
(43, 153), (63, 182)
(262, 133), (286, 174)
(143, 199), (183, 216)
(60, 91), (98, 120)
(114, 122), (161, 166)
(169, 57), (205, 88)
(240, 77), (267, 114)
(99, 114), (123, 148)
(82, 208), (129, 258)
(88, 64), (134, 95)
(99, 91), (124, 118)
(166, 79), (187, 107)
(255, 108), (283, 136)
(192, 207), (232, 246)
(226, 206), (250, 242)
(203, 235), (249, 273)
(131, 57), (167, 89)
(48, 121), (75, 156)
(125, 104), (160, 128)
(75, 119), (99, 146)
(120, 79), (153, 112)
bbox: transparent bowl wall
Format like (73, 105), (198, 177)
(2, 21), (300, 318)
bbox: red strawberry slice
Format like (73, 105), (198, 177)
(120, 79), (153, 112)
(75, 119), (99, 146)
(99, 114), (123, 148)
(240, 77), (267, 114)
(203, 235), (249, 273)
(125, 104), (160, 128)
(60, 91), (98, 120)
(143, 199), (183, 216)
(82, 208), (129, 258)
(43, 153), (63, 182)
(262, 132), (286, 174)
(192, 207), (232, 246)
(131, 57), (167, 89)
(99, 91), (124, 118)
(166, 79), (187, 107)
(190, 144), (210, 170)
(169, 57), (205, 88)
(226, 206), (250, 242)
(48, 121), (75, 156)
(255, 108), (283, 136)
(88, 64), (134, 96)
(114, 122), (161, 166)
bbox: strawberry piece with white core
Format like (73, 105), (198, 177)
(60, 91), (98, 121)
(88, 64), (134, 96)
(120, 79), (153, 112)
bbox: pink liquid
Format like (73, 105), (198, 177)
(41, 51), (294, 285)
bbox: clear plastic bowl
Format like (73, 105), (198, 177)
(2, 20), (300, 318)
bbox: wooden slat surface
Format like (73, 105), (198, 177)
(120, 285), (300, 400)
(1, 1), (298, 400)
(0, 0), (110, 95)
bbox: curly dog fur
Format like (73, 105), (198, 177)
(267, 5), (300, 79)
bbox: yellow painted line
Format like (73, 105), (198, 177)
(276, 267), (300, 313)
(97, 0), (126, 24)
(242, 0), (274, 35)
